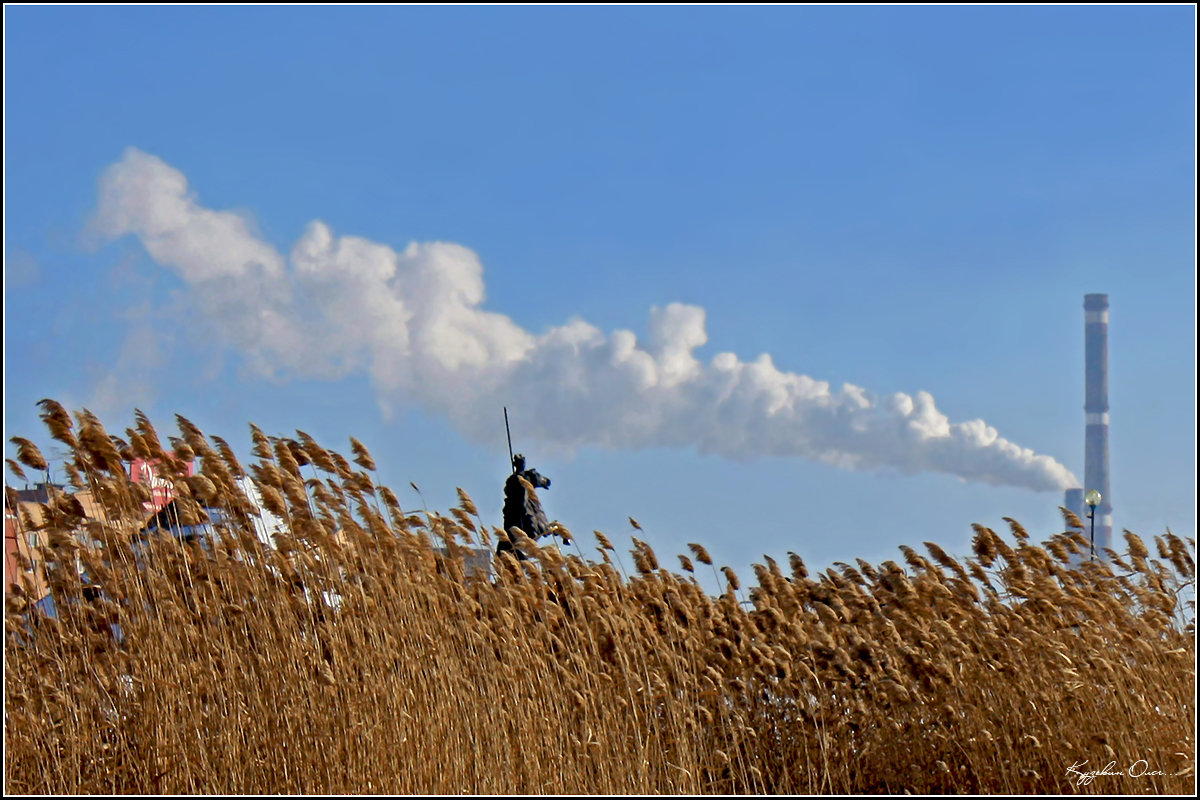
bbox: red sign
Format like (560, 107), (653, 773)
(129, 457), (195, 513)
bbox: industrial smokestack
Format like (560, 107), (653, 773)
(1083, 293), (1112, 554)
(1063, 487), (1084, 527)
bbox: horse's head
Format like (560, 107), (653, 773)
(524, 467), (551, 490)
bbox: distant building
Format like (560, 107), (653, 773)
(5, 461), (493, 628)
(141, 499), (225, 545)
(14, 482), (66, 504)
(433, 546), (495, 581)
(4, 484), (105, 600)
(5, 505), (48, 600)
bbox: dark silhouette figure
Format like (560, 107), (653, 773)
(498, 453), (566, 559)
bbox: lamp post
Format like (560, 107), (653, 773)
(1085, 489), (1102, 561)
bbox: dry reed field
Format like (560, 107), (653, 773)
(4, 401), (1195, 794)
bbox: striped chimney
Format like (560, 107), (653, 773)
(1083, 293), (1112, 554)
(1064, 487), (1084, 528)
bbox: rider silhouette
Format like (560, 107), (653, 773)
(498, 453), (566, 558)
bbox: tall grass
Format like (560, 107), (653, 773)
(5, 404), (1195, 794)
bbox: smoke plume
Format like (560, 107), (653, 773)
(91, 148), (1078, 492)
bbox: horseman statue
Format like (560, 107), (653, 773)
(498, 453), (568, 559)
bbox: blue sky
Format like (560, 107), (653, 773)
(4, 5), (1195, 592)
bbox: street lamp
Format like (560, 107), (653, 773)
(1084, 489), (1102, 561)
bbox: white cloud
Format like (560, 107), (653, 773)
(90, 148), (1079, 493)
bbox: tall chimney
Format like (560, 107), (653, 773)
(1064, 487), (1084, 528)
(1083, 293), (1112, 553)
